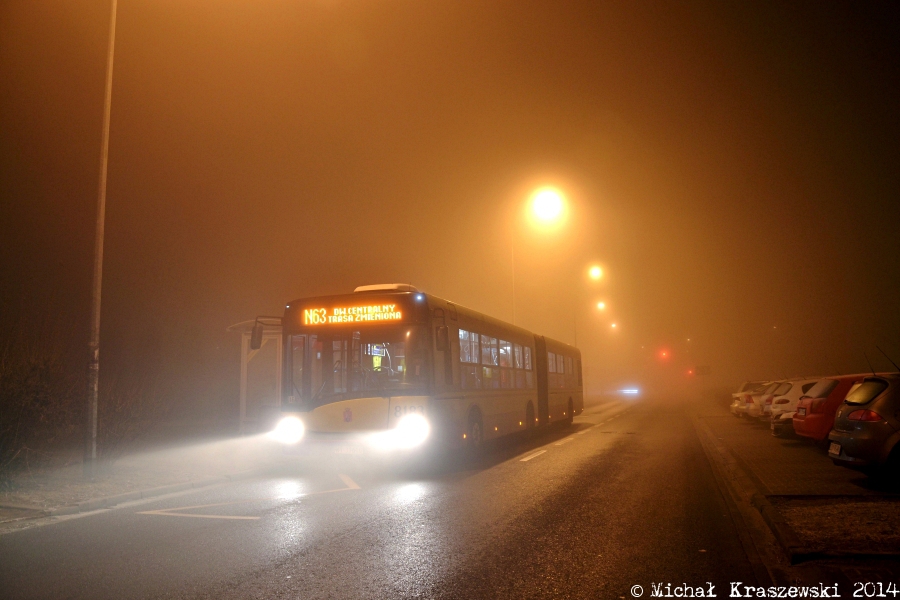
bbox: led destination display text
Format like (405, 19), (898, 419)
(303, 304), (403, 325)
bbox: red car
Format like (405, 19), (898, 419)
(792, 373), (878, 442)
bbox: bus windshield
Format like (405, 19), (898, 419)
(287, 325), (431, 408)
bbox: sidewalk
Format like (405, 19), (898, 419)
(0, 434), (281, 527)
(695, 397), (900, 560)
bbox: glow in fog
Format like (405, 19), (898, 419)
(394, 483), (426, 505)
(275, 480), (304, 501)
(369, 414), (431, 451)
(269, 416), (305, 444)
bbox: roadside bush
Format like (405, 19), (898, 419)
(0, 330), (81, 486)
(97, 371), (169, 461)
(0, 322), (173, 485)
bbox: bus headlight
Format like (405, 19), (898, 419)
(269, 416), (305, 444)
(393, 414), (430, 449)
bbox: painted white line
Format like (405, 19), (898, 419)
(137, 511), (259, 520)
(554, 437), (575, 446)
(137, 500), (260, 520)
(137, 474), (361, 520)
(576, 425), (596, 435)
(338, 474), (360, 490)
(520, 450), (546, 462)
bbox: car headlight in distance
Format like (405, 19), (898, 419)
(269, 416), (305, 444)
(393, 414), (430, 449)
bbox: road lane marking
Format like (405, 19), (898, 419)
(554, 437), (575, 446)
(576, 425), (595, 435)
(137, 500), (260, 520)
(520, 450), (546, 462)
(138, 512), (260, 520)
(312, 474), (361, 495)
(338, 474), (360, 490)
(137, 474), (360, 520)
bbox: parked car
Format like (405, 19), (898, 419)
(747, 381), (789, 418)
(766, 378), (819, 435)
(733, 381), (776, 417)
(792, 373), (875, 443)
(763, 378), (818, 420)
(730, 381), (766, 416)
(770, 411), (796, 437)
(828, 374), (900, 473)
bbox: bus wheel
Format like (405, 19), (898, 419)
(467, 410), (484, 453)
(564, 398), (574, 426)
(525, 402), (535, 434)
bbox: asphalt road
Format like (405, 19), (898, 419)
(0, 398), (762, 599)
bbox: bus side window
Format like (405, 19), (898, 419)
(499, 340), (513, 388)
(548, 351), (557, 388)
(514, 343), (524, 388)
(459, 329), (480, 389)
(524, 346), (534, 388)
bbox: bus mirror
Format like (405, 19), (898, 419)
(436, 326), (450, 352)
(250, 323), (263, 350)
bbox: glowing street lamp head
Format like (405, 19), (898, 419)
(529, 187), (565, 224)
(610, 322), (617, 329)
(597, 301), (606, 311)
(589, 265), (603, 280)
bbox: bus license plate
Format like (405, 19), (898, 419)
(828, 442), (841, 456)
(797, 408), (806, 416)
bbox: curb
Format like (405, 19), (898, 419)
(45, 468), (262, 517)
(749, 493), (810, 564)
(698, 413), (900, 565)
(692, 416), (775, 586)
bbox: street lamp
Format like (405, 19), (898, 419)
(597, 301), (606, 311)
(588, 265), (603, 280)
(86, 0), (119, 479)
(511, 186), (568, 325)
(530, 187), (565, 223)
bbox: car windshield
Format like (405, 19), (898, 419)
(806, 378), (839, 399)
(774, 382), (792, 396)
(844, 379), (889, 405)
(761, 382), (779, 395)
(287, 325), (431, 408)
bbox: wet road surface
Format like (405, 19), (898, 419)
(0, 398), (761, 599)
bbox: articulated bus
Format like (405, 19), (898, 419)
(259, 284), (583, 452)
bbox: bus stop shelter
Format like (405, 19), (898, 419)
(227, 318), (283, 434)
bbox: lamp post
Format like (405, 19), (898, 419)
(85, 0), (118, 479)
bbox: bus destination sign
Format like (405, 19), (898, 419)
(303, 304), (402, 325)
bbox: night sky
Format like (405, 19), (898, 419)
(2, 1), (899, 403)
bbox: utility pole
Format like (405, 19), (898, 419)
(86, 0), (118, 479)
(511, 227), (516, 326)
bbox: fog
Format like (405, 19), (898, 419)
(2, 1), (899, 411)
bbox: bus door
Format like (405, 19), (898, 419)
(534, 335), (549, 426)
